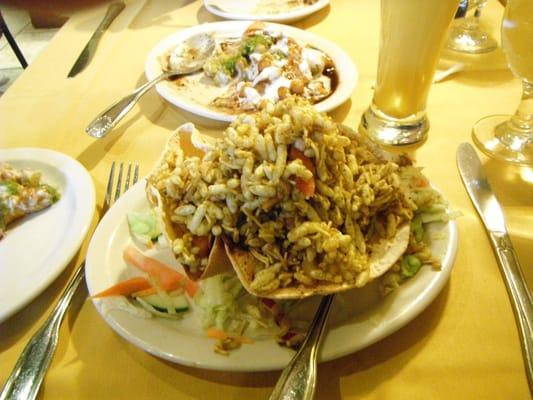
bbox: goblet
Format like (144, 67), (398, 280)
(472, 0), (533, 165)
(446, 0), (498, 54)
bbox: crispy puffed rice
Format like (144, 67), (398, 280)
(151, 97), (415, 289)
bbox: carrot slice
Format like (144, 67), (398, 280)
(123, 245), (199, 297)
(92, 277), (152, 298)
(206, 328), (254, 344)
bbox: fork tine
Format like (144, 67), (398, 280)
(133, 163), (139, 185)
(113, 162), (124, 203)
(102, 162), (116, 215)
(124, 163), (132, 191)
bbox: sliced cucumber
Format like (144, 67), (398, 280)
(135, 292), (189, 315)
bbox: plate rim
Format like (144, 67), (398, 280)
(144, 20), (358, 123)
(0, 147), (95, 323)
(202, 0), (330, 23)
(85, 181), (458, 371)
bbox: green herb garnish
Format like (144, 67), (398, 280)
(0, 181), (20, 196)
(40, 184), (60, 203)
(221, 55), (240, 76)
(240, 35), (273, 58)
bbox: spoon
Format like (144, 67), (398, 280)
(269, 294), (334, 400)
(86, 34), (215, 138)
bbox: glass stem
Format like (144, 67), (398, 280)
(509, 80), (533, 133)
(464, 7), (482, 31)
(465, 1), (486, 31)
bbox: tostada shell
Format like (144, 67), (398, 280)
(146, 123), (231, 281)
(147, 122), (412, 297)
(224, 124), (412, 299)
(224, 223), (410, 299)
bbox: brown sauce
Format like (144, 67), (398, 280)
(322, 64), (339, 102)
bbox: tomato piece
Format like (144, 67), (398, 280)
(289, 147), (316, 197)
(417, 178), (429, 188)
(192, 235), (211, 258)
(295, 177), (315, 198)
(289, 147), (315, 174)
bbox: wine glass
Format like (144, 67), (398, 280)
(472, 0), (533, 165)
(446, 0), (498, 53)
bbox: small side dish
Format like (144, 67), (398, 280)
(0, 163), (60, 240)
(158, 22), (339, 115)
(146, 21), (357, 123)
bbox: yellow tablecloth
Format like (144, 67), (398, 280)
(1, 1), (531, 398)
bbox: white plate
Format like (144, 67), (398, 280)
(203, 0), (330, 23)
(0, 148), (95, 323)
(145, 21), (357, 123)
(86, 181), (458, 371)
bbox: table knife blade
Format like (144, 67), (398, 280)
(456, 142), (506, 232)
(456, 142), (533, 392)
(67, 1), (125, 78)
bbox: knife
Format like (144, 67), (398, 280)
(456, 143), (533, 392)
(67, 1), (125, 78)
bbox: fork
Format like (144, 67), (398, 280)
(269, 294), (334, 400)
(0, 162), (139, 400)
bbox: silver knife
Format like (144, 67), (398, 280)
(456, 143), (533, 392)
(67, 1), (125, 78)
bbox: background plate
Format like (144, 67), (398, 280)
(86, 181), (458, 372)
(145, 21), (357, 123)
(0, 148), (95, 323)
(203, 0), (330, 23)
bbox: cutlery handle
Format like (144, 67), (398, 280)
(269, 295), (334, 400)
(0, 265), (86, 400)
(489, 232), (533, 392)
(86, 72), (170, 138)
(87, 1), (125, 51)
(96, 2), (126, 34)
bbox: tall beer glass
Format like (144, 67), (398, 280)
(472, 0), (533, 164)
(360, 0), (460, 146)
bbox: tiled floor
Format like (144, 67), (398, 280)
(0, 6), (58, 94)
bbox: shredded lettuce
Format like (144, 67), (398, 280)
(195, 274), (280, 338)
(379, 165), (460, 295)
